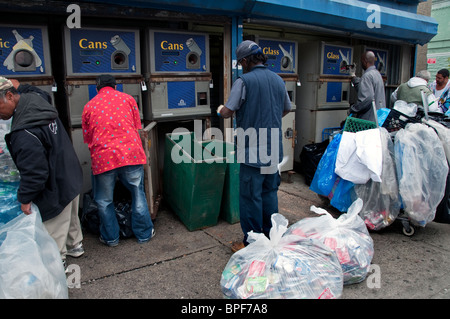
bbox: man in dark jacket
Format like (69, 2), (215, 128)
(0, 76), (84, 265)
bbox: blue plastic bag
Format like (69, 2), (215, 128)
(310, 133), (354, 212)
(310, 133), (342, 196)
(329, 177), (355, 212)
(376, 108), (391, 127)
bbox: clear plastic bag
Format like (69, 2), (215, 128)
(393, 100), (418, 117)
(285, 199), (374, 285)
(221, 214), (343, 299)
(0, 205), (68, 299)
(422, 119), (450, 167)
(394, 123), (449, 226)
(354, 127), (401, 230)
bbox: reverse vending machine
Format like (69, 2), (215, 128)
(295, 41), (354, 160)
(370, 48), (388, 77)
(353, 46), (389, 78)
(0, 24), (54, 102)
(257, 38), (298, 172)
(145, 30), (211, 120)
(63, 26), (144, 195)
(63, 26), (143, 125)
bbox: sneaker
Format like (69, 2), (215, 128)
(67, 242), (85, 258)
(137, 228), (155, 244)
(99, 237), (119, 247)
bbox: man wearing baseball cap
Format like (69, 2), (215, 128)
(0, 76), (84, 267)
(217, 40), (292, 251)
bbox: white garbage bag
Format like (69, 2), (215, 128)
(0, 205), (68, 299)
(335, 129), (382, 184)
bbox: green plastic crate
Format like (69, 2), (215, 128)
(201, 140), (240, 224)
(163, 132), (227, 231)
(343, 116), (377, 133)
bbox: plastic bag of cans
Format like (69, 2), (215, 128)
(354, 127), (401, 231)
(221, 214), (343, 299)
(284, 199), (374, 285)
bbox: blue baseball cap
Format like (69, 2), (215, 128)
(236, 40), (263, 61)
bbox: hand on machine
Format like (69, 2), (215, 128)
(348, 63), (356, 77)
(216, 105), (224, 117)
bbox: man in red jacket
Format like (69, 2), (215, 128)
(82, 74), (154, 246)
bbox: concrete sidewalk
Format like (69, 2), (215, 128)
(68, 172), (450, 299)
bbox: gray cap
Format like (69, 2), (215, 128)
(0, 77), (13, 90)
(236, 40), (263, 61)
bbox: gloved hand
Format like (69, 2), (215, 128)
(348, 64), (356, 77)
(216, 105), (224, 116)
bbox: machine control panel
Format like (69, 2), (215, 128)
(65, 27), (140, 75)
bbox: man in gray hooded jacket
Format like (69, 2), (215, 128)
(0, 76), (84, 265)
(349, 51), (386, 122)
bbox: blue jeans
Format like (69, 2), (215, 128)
(93, 165), (154, 245)
(239, 164), (281, 245)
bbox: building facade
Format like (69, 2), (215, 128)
(427, 0), (450, 76)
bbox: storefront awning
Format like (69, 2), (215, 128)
(83, 0), (437, 45)
(248, 0), (437, 45)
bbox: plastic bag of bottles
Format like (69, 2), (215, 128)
(221, 214), (343, 299)
(0, 126), (22, 226)
(284, 199), (374, 285)
(0, 181), (21, 226)
(353, 127), (401, 230)
(0, 205), (68, 298)
(394, 123), (449, 226)
(0, 126), (19, 184)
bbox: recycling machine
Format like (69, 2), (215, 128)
(0, 24), (54, 102)
(145, 29), (211, 120)
(295, 41), (354, 160)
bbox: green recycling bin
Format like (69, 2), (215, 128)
(201, 139), (240, 224)
(163, 132), (227, 231)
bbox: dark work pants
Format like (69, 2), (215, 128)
(239, 164), (281, 245)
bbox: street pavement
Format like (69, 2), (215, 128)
(67, 171), (450, 301)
